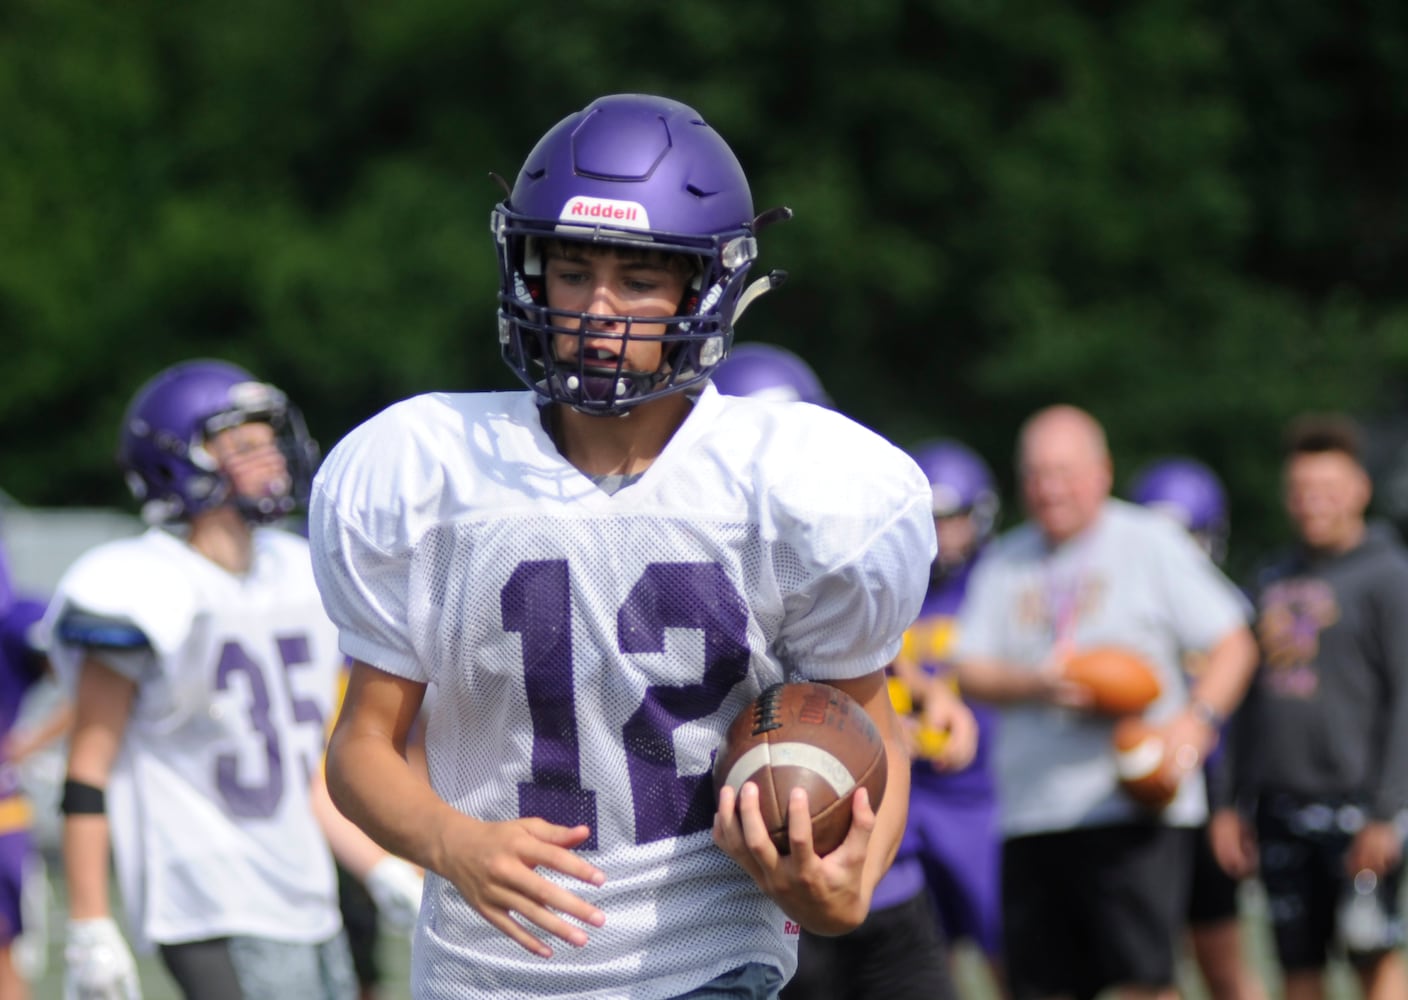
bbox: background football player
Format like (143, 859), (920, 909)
(45, 360), (421, 1000)
(892, 439), (1007, 997)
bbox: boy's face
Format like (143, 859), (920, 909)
(1283, 450), (1370, 551)
(935, 511), (980, 568)
(205, 421), (291, 505)
(543, 244), (690, 377)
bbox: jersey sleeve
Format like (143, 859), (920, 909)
(769, 425), (937, 681)
(41, 536), (190, 689)
(308, 405), (427, 682)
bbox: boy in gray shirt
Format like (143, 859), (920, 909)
(1212, 414), (1408, 1000)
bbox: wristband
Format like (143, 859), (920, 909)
(1189, 699), (1224, 730)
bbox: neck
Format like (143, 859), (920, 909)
(552, 394), (691, 477)
(187, 506), (256, 574)
(1310, 520), (1366, 556)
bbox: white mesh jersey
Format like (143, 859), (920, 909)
(310, 384), (935, 1000)
(43, 527), (343, 952)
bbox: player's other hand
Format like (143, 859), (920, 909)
(920, 686), (978, 771)
(1035, 660), (1095, 710)
(713, 781), (873, 936)
(1346, 820), (1403, 879)
(365, 855), (425, 934)
(439, 815), (606, 959)
(64, 916), (141, 1000)
(1209, 808), (1257, 880)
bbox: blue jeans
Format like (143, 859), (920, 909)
(675, 962), (784, 999)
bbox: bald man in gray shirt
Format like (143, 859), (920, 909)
(953, 405), (1257, 1000)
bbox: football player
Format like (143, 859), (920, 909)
(44, 360), (422, 1000)
(312, 94), (935, 999)
(1130, 457), (1266, 1000)
(0, 536), (57, 1000)
(893, 441), (1006, 992)
(708, 342), (832, 407)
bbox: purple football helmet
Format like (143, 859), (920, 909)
(1129, 457), (1229, 563)
(493, 94), (787, 416)
(117, 360), (318, 524)
(909, 438), (1001, 540)
(710, 343), (832, 406)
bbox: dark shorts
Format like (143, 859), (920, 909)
(1188, 821), (1240, 926)
(677, 962), (784, 999)
(1254, 792), (1407, 969)
(1002, 824), (1194, 1000)
(336, 862), (381, 988)
(780, 889), (956, 1000)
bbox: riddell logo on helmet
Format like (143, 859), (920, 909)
(559, 197), (651, 229)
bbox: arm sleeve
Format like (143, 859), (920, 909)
(308, 479), (422, 681)
(1367, 559), (1408, 819)
(777, 491), (935, 681)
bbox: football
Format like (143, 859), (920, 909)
(1062, 646), (1162, 715)
(1112, 716), (1179, 810)
(713, 681), (887, 856)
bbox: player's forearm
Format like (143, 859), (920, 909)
(954, 656), (1048, 704)
(1185, 626), (1258, 727)
(312, 764), (398, 880)
(63, 816), (115, 919)
(863, 730), (911, 891)
(326, 725), (461, 877)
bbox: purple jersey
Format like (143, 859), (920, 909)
(871, 558), (1004, 956)
(904, 560), (998, 800)
(0, 586), (45, 944)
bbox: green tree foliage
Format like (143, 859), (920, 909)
(4, 0), (1408, 567)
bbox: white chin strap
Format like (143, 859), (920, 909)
(733, 270), (788, 323)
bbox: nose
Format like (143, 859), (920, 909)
(584, 281), (624, 331)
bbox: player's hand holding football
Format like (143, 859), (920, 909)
(435, 814), (607, 959)
(64, 916), (141, 1000)
(713, 781), (876, 936)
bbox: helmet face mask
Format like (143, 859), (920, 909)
(494, 94), (772, 416)
(118, 360), (319, 525)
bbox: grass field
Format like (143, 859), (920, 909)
(26, 862), (1376, 1000)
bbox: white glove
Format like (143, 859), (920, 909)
(64, 916), (141, 1000)
(365, 856), (424, 934)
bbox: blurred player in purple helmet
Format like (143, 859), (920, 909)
(716, 352), (978, 1000)
(44, 359), (421, 1000)
(1129, 457), (1265, 1000)
(0, 535), (58, 1000)
(888, 440), (1007, 992)
(313, 95), (936, 999)
(709, 343), (832, 408)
